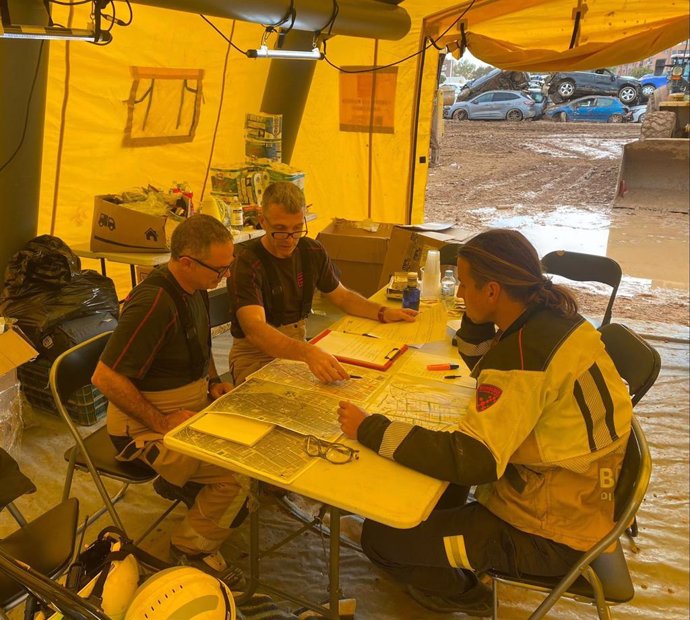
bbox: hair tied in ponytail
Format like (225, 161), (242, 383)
(542, 277), (553, 291)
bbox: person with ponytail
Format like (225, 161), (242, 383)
(337, 229), (633, 616)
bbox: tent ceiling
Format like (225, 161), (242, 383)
(422, 0), (690, 71)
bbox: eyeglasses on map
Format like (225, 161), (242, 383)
(181, 255), (233, 279)
(304, 435), (359, 465)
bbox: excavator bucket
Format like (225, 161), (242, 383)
(614, 139), (690, 213)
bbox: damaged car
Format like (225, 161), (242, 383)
(457, 68), (530, 101)
(545, 68), (641, 105)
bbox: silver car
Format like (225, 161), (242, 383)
(629, 105), (647, 123)
(444, 90), (537, 121)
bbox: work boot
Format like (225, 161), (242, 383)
(170, 546), (246, 591)
(406, 573), (492, 617)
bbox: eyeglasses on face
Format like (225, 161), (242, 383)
(271, 228), (309, 240)
(264, 217), (309, 240)
(181, 255), (233, 279)
(304, 435), (359, 465)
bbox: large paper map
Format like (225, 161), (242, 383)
(168, 347), (475, 483)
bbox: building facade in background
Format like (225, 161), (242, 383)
(616, 40), (689, 76)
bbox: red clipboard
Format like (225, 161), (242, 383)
(310, 329), (408, 371)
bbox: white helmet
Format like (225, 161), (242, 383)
(97, 545), (140, 620)
(124, 567), (236, 620)
(47, 541), (139, 620)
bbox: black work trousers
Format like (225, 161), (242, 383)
(361, 485), (582, 597)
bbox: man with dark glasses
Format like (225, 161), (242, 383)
(92, 215), (248, 586)
(228, 182), (417, 385)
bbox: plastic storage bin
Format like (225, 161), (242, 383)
(17, 358), (107, 426)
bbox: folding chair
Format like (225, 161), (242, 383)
(0, 548), (108, 620)
(489, 323), (660, 619)
(440, 242), (462, 269)
(208, 287), (232, 328)
(599, 323), (661, 406)
(49, 332), (180, 543)
(0, 449), (80, 619)
(541, 250), (622, 326)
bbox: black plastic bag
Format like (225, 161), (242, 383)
(0, 270), (119, 346)
(0, 235), (81, 300)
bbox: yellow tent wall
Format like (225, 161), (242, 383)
(40, 3), (441, 293)
(35, 1), (689, 295)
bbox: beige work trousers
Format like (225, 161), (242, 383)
(107, 379), (249, 556)
(228, 321), (306, 385)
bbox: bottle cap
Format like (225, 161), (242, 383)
(406, 272), (418, 286)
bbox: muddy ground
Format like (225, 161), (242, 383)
(425, 120), (689, 325)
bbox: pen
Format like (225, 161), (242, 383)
(427, 364), (459, 371)
(343, 330), (380, 339)
(349, 375), (362, 379)
(444, 375), (464, 379)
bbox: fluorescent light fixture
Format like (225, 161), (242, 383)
(0, 25), (110, 43)
(246, 44), (323, 61)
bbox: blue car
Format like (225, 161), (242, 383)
(640, 64), (689, 98)
(545, 96), (632, 123)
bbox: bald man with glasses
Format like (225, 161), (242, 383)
(227, 182), (417, 385)
(92, 215), (248, 585)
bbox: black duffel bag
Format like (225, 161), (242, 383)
(36, 312), (117, 361)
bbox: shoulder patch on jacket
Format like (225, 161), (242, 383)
(477, 384), (502, 412)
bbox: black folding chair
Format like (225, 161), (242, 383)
(489, 323), (660, 619)
(49, 332), (180, 543)
(599, 323), (661, 406)
(541, 250), (622, 326)
(0, 449), (80, 619)
(440, 242), (463, 269)
(208, 287), (232, 328)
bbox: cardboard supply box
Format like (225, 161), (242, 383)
(0, 327), (38, 451)
(316, 220), (396, 298)
(377, 227), (474, 289)
(90, 195), (178, 253)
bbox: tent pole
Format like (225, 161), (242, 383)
(259, 29), (317, 165)
(0, 0), (49, 288)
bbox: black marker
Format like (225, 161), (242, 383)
(444, 375), (464, 379)
(349, 375), (362, 379)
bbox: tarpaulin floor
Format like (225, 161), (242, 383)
(2, 319), (688, 619)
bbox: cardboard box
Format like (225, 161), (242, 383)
(0, 328), (38, 377)
(0, 327), (38, 451)
(316, 220), (396, 298)
(378, 227), (474, 289)
(90, 195), (176, 253)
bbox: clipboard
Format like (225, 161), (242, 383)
(310, 329), (408, 371)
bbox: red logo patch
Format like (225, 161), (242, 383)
(476, 384), (502, 412)
(297, 271), (304, 288)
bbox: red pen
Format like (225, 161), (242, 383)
(427, 363), (459, 371)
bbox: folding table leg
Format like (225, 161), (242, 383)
(233, 481), (260, 606)
(327, 505), (342, 620)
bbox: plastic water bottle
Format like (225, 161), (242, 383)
(229, 197), (244, 230)
(402, 272), (421, 311)
(441, 269), (457, 309)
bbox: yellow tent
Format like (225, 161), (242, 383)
(1, 0), (688, 293)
